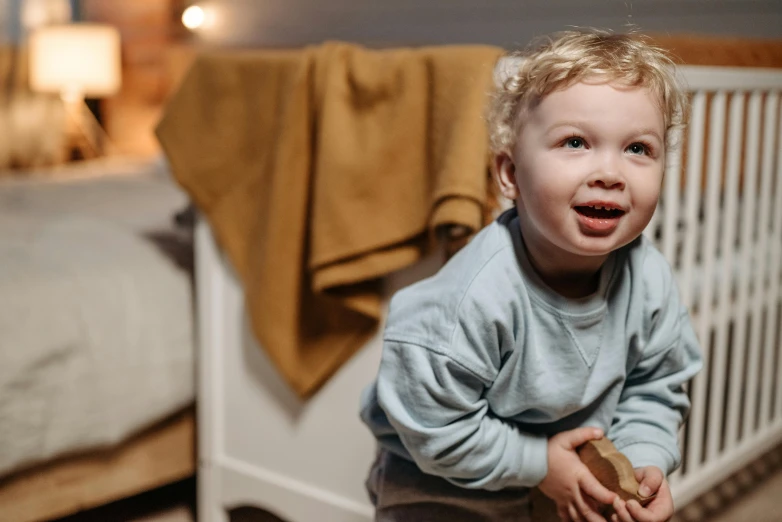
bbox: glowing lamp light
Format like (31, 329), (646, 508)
(28, 23), (122, 158)
(182, 5), (206, 30)
(29, 23), (121, 102)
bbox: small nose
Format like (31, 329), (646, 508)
(590, 175), (625, 190)
(588, 153), (625, 190)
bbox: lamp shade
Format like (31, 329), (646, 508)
(29, 23), (121, 99)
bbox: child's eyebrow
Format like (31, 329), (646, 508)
(631, 128), (664, 143)
(545, 121), (586, 133)
(546, 122), (663, 143)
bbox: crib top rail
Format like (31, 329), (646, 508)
(680, 65), (782, 91)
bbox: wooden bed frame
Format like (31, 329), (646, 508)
(0, 409), (195, 522)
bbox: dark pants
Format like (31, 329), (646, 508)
(365, 450), (533, 522)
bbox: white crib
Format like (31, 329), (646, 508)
(650, 66), (782, 508)
(194, 64), (782, 521)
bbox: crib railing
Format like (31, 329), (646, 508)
(645, 65), (782, 508)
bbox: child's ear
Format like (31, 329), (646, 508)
(494, 153), (520, 200)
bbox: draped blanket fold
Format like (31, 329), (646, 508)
(156, 42), (503, 397)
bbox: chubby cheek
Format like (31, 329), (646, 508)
(632, 177), (663, 225)
(524, 180), (574, 231)
(516, 155), (584, 229)
(522, 158), (579, 204)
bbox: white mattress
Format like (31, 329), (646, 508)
(0, 157), (195, 476)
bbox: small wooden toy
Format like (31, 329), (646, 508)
(529, 437), (656, 521)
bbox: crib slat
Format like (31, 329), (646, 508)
(724, 92), (763, 448)
(661, 128), (684, 262)
(679, 91), (707, 474)
(687, 91), (727, 472)
(741, 90), (772, 439)
(706, 93), (745, 460)
(677, 92), (707, 477)
(774, 99), (782, 422)
(645, 200), (662, 248)
(678, 92), (707, 309)
(759, 93), (781, 430)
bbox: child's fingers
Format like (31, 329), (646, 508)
(584, 494), (601, 513)
(574, 492), (608, 522)
(611, 498), (636, 522)
(568, 503), (584, 522)
(626, 480), (674, 522)
(579, 471), (617, 505)
(634, 466), (664, 498)
(625, 500), (653, 522)
(557, 427), (605, 450)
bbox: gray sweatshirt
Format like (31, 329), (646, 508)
(360, 208), (702, 491)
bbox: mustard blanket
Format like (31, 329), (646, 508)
(156, 42), (502, 397)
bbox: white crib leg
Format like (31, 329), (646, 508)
(196, 218), (230, 522)
(199, 501), (229, 522)
(201, 504), (229, 522)
(198, 465), (229, 522)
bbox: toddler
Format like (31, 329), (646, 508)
(360, 29), (703, 522)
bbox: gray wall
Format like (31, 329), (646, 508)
(1, 0), (77, 43)
(0, 0), (16, 43)
(195, 0), (782, 48)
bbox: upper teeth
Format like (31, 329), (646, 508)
(593, 205), (612, 210)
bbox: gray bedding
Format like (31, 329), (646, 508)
(0, 157), (195, 476)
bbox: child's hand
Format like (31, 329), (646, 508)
(538, 427), (617, 522)
(610, 466), (673, 522)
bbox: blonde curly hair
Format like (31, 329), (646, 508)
(488, 29), (688, 155)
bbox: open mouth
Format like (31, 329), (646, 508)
(574, 205), (625, 219)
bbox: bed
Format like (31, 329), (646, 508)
(0, 156), (196, 522)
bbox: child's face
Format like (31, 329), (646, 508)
(497, 80), (665, 266)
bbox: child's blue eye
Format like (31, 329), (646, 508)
(627, 143), (648, 155)
(565, 137), (584, 149)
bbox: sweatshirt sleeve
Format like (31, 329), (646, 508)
(608, 248), (703, 475)
(376, 340), (549, 490)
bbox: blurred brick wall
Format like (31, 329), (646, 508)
(81, 0), (187, 157)
(76, 1), (782, 158)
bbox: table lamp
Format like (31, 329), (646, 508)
(28, 23), (121, 158)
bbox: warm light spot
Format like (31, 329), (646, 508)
(22, 0), (72, 29)
(182, 5), (205, 30)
